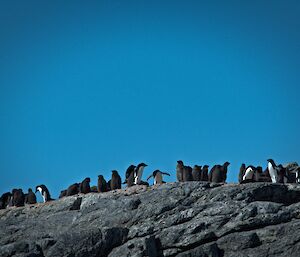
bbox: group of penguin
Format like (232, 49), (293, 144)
(1, 159), (300, 210)
(239, 159), (300, 184)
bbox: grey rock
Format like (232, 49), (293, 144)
(1, 182), (300, 257)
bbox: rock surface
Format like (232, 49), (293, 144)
(1, 182), (300, 257)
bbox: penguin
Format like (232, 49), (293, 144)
(59, 190), (67, 198)
(183, 166), (193, 181)
(107, 180), (112, 191)
(238, 163), (246, 183)
(267, 159), (280, 183)
(209, 162), (230, 183)
(201, 165), (209, 181)
(80, 177), (91, 194)
(97, 175), (108, 192)
(0, 192), (12, 209)
(192, 165), (202, 181)
(176, 160), (184, 182)
(13, 189), (25, 207)
(124, 165), (136, 187)
(35, 184), (53, 202)
(25, 188), (37, 204)
(134, 163), (148, 185)
(66, 183), (80, 196)
(8, 189), (18, 206)
(147, 170), (170, 185)
(111, 170), (121, 190)
(254, 166), (263, 182)
(296, 167), (300, 183)
(241, 166), (256, 183)
(277, 165), (287, 184)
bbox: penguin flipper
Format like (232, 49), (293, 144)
(147, 175), (153, 181)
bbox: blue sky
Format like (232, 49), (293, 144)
(1, 0), (299, 199)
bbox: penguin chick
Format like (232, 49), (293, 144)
(80, 177), (91, 194)
(176, 160), (184, 182)
(111, 170), (121, 190)
(97, 175), (108, 192)
(192, 165), (202, 181)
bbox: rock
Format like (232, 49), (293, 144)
(1, 182), (300, 256)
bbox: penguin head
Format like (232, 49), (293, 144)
(224, 162), (230, 167)
(35, 185), (42, 193)
(267, 159), (276, 167)
(177, 160), (184, 165)
(153, 170), (160, 176)
(28, 188), (33, 192)
(203, 165), (209, 169)
(138, 163), (148, 167)
(256, 166), (263, 173)
(98, 175), (104, 179)
(193, 165), (202, 170)
(127, 165), (136, 171)
(241, 163), (246, 168)
(112, 170), (119, 175)
(85, 177), (91, 182)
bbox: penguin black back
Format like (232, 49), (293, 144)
(125, 165), (136, 187)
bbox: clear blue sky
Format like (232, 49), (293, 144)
(1, 0), (299, 198)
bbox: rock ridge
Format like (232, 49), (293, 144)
(1, 182), (300, 257)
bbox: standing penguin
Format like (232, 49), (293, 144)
(0, 192), (12, 209)
(147, 170), (170, 185)
(209, 162), (230, 183)
(124, 165), (136, 187)
(183, 166), (193, 181)
(277, 165), (287, 184)
(111, 170), (121, 190)
(13, 189), (25, 207)
(80, 178), (91, 194)
(97, 175), (108, 192)
(192, 165), (202, 181)
(201, 165), (209, 181)
(241, 166), (256, 183)
(35, 185), (53, 202)
(176, 160), (184, 182)
(267, 159), (280, 183)
(238, 164), (246, 183)
(134, 163), (148, 185)
(25, 188), (37, 204)
(66, 183), (80, 196)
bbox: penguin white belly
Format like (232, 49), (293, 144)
(43, 192), (47, 203)
(268, 163), (278, 183)
(243, 167), (254, 181)
(135, 167), (144, 184)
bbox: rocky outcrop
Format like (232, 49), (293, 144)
(1, 182), (300, 257)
